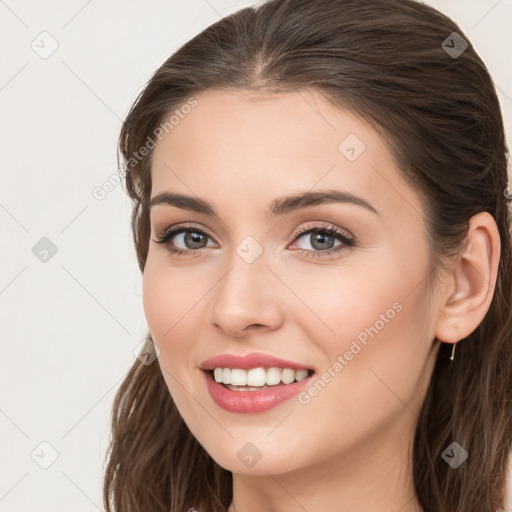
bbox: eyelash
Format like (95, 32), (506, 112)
(152, 222), (355, 259)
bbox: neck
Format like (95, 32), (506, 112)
(228, 411), (424, 512)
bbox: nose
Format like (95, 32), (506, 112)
(208, 250), (284, 338)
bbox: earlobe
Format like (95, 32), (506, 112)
(434, 212), (501, 344)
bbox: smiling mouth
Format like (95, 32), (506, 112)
(206, 367), (315, 391)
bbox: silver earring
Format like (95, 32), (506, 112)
(449, 343), (456, 361)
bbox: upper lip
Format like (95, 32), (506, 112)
(199, 352), (315, 372)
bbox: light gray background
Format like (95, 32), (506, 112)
(1, 1), (511, 510)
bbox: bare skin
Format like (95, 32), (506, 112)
(143, 88), (500, 512)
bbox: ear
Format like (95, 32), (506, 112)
(434, 212), (501, 344)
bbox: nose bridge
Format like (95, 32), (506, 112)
(217, 239), (272, 308)
(208, 237), (283, 334)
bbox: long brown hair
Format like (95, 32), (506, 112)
(103, 1), (512, 510)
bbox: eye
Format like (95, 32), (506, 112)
(289, 222), (355, 258)
(152, 222), (355, 259)
(153, 223), (215, 257)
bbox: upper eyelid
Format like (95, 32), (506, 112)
(157, 221), (353, 244)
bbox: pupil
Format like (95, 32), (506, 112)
(312, 233), (333, 250)
(186, 231), (205, 248)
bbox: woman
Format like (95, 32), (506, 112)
(103, 0), (512, 510)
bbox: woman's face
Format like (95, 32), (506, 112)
(144, 88), (442, 475)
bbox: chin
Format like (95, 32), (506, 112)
(206, 445), (303, 476)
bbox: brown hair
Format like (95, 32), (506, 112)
(103, 0), (512, 510)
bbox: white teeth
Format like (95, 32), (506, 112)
(266, 367), (281, 385)
(247, 367), (266, 387)
(230, 368), (247, 386)
(281, 368), (295, 384)
(211, 366), (311, 387)
(213, 367), (224, 382)
(295, 369), (309, 381)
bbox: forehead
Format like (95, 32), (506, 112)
(150, 88), (423, 223)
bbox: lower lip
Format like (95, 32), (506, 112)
(202, 370), (314, 413)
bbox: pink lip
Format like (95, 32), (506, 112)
(201, 369), (314, 413)
(199, 352), (315, 372)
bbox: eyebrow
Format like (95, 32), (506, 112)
(148, 189), (379, 217)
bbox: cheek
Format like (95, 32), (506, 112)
(142, 261), (192, 361)
(284, 267), (433, 456)
(291, 248), (432, 380)
(142, 262), (200, 408)
(142, 256), (197, 337)
(280, 258), (404, 342)
(142, 259), (209, 377)
(142, 262), (170, 339)
(314, 256), (433, 413)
